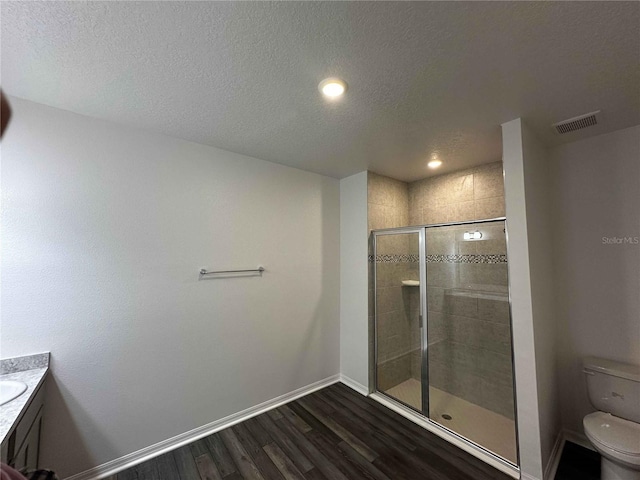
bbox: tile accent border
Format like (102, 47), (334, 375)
(369, 254), (507, 264)
(369, 254), (419, 263)
(0, 352), (50, 375)
(427, 254), (507, 264)
(64, 374), (342, 480)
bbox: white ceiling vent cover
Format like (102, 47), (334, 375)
(552, 111), (601, 134)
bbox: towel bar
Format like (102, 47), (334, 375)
(199, 266), (265, 276)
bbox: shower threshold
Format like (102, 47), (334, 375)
(370, 387), (520, 479)
(386, 379), (517, 463)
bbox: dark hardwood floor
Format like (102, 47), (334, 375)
(115, 382), (513, 480)
(555, 441), (600, 480)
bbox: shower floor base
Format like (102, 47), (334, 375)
(385, 378), (517, 464)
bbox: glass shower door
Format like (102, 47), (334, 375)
(373, 220), (518, 466)
(425, 220), (518, 464)
(373, 230), (426, 413)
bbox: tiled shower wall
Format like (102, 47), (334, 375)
(367, 172), (409, 230)
(367, 172), (414, 390)
(408, 161), (505, 226)
(369, 163), (515, 419)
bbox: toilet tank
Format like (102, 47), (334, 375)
(583, 357), (640, 424)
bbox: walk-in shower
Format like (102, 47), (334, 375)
(372, 218), (518, 466)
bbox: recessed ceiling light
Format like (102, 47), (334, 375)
(319, 78), (347, 98)
(428, 159), (442, 169)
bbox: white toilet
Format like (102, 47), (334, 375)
(583, 357), (640, 480)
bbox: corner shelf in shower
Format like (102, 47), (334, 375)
(401, 280), (420, 286)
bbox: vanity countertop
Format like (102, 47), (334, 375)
(0, 353), (49, 445)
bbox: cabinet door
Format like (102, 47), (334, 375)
(12, 410), (42, 471)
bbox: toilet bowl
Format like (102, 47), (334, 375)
(583, 357), (640, 480)
(584, 412), (640, 479)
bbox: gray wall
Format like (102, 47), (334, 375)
(502, 118), (542, 478)
(0, 98), (341, 478)
(340, 172), (370, 392)
(520, 122), (560, 476)
(550, 125), (640, 437)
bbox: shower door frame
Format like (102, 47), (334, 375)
(372, 216), (520, 472)
(372, 227), (429, 414)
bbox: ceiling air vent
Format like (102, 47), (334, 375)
(552, 111), (601, 134)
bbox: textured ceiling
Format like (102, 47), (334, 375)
(2, 1), (638, 181)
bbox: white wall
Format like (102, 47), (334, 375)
(0, 97), (340, 477)
(503, 118), (562, 480)
(550, 125), (640, 436)
(502, 118), (544, 480)
(521, 122), (560, 477)
(339, 172), (369, 392)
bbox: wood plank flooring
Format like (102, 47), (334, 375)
(554, 441), (600, 480)
(115, 383), (513, 480)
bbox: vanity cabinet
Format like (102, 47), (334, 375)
(11, 408), (43, 471)
(1, 382), (45, 470)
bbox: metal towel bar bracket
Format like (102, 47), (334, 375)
(199, 266), (265, 276)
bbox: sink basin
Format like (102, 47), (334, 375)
(0, 380), (27, 406)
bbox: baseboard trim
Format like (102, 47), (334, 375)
(542, 428), (596, 480)
(65, 374), (341, 480)
(544, 431), (564, 480)
(521, 474), (541, 480)
(339, 374), (369, 396)
(563, 429), (594, 452)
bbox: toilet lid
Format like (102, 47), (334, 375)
(584, 412), (640, 456)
